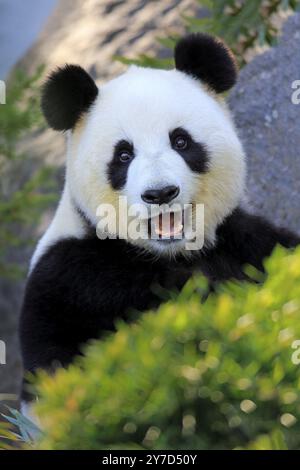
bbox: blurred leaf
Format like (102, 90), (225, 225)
(2, 407), (42, 445)
(116, 0), (300, 69)
(0, 67), (57, 279)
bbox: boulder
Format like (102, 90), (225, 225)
(229, 13), (300, 234)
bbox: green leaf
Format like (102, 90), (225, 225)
(2, 407), (42, 444)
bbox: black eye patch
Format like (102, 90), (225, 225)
(107, 140), (135, 190)
(169, 127), (209, 174)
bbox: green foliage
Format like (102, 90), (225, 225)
(187, 0), (300, 64)
(0, 406), (42, 449)
(33, 246), (300, 450)
(0, 67), (57, 278)
(0, 67), (43, 159)
(0, 421), (18, 450)
(117, 0), (300, 68)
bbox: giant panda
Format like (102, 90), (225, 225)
(20, 34), (300, 408)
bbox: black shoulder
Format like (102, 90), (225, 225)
(219, 208), (299, 262)
(200, 208), (300, 282)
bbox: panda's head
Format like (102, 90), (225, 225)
(42, 34), (246, 256)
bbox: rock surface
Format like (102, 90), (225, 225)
(229, 13), (300, 233)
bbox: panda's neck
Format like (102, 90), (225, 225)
(29, 183), (87, 271)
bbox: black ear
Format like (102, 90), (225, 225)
(41, 64), (98, 131)
(174, 33), (237, 93)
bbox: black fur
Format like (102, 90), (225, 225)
(175, 33), (237, 93)
(20, 236), (192, 400)
(107, 140), (135, 190)
(200, 208), (300, 282)
(170, 127), (209, 173)
(41, 64), (98, 131)
(20, 207), (299, 401)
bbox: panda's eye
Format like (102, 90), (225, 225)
(119, 150), (133, 163)
(174, 135), (188, 150)
(170, 130), (190, 151)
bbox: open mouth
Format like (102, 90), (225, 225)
(147, 210), (184, 241)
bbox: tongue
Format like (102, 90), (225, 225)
(154, 212), (183, 238)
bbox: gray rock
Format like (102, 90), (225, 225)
(229, 13), (300, 233)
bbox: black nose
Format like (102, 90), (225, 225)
(141, 185), (180, 205)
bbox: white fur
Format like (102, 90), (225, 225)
(32, 65), (246, 266)
(30, 183), (85, 271)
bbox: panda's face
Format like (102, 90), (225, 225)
(41, 34), (246, 256)
(67, 66), (245, 255)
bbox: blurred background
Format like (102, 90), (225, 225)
(0, 0), (300, 439)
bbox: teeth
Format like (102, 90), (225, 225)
(153, 212), (183, 238)
(172, 223), (184, 236)
(154, 226), (183, 237)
